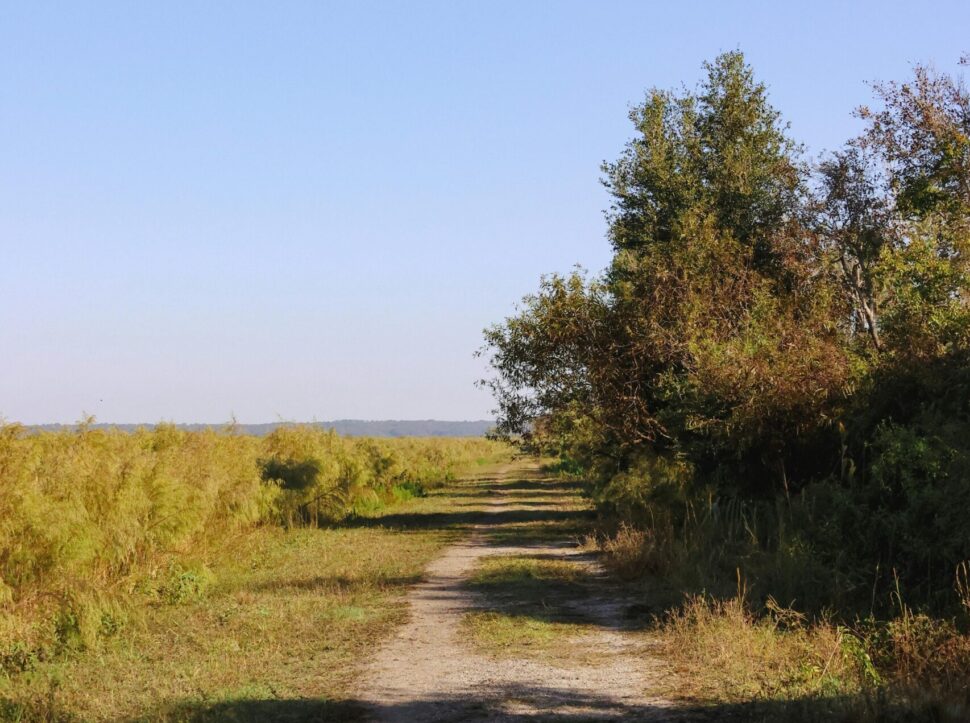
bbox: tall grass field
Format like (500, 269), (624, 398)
(0, 422), (505, 678)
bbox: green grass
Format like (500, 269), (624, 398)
(455, 465), (603, 660)
(463, 551), (597, 659)
(462, 611), (585, 656)
(469, 555), (584, 588)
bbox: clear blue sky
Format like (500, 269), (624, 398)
(2, 1), (967, 424)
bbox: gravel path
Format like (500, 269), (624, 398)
(355, 463), (680, 722)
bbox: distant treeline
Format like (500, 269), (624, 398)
(26, 419), (496, 438)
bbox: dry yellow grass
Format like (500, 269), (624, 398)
(0, 473), (485, 721)
(0, 429), (510, 721)
(654, 594), (970, 722)
(0, 425), (504, 659)
(660, 595), (861, 703)
(593, 522), (970, 722)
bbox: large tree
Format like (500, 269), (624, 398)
(483, 52), (851, 496)
(482, 52), (970, 605)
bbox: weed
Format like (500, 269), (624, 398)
(159, 563), (213, 605)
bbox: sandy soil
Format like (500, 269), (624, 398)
(354, 463), (681, 722)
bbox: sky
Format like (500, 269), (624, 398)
(1, 1), (967, 424)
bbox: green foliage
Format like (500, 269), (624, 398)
(158, 563), (214, 605)
(481, 51), (970, 619)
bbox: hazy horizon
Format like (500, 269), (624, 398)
(3, 1), (968, 424)
(22, 419), (496, 439)
(24, 417), (494, 425)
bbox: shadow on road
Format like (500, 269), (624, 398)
(135, 687), (872, 722)
(344, 507), (594, 530)
(338, 473), (595, 532)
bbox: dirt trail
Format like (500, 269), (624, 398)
(355, 462), (679, 722)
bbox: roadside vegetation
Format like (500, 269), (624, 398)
(0, 423), (507, 719)
(481, 51), (970, 720)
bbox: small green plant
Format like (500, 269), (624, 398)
(393, 480), (426, 500)
(159, 564), (213, 605)
(0, 642), (40, 677)
(839, 628), (882, 687)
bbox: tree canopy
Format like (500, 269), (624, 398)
(481, 51), (970, 606)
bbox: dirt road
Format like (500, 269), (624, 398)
(355, 462), (679, 721)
